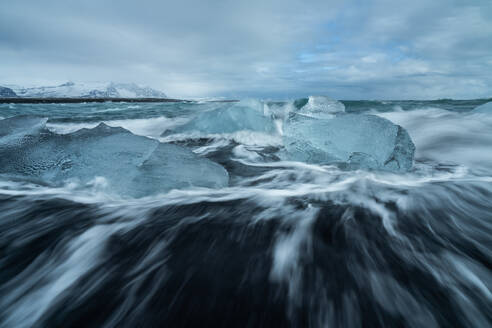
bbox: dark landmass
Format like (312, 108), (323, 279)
(0, 97), (238, 104)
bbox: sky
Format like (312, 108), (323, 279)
(0, 0), (491, 99)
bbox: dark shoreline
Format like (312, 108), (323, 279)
(0, 98), (238, 104)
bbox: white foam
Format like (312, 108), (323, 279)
(160, 130), (282, 147)
(232, 145), (263, 161)
(377, 108), (492, 171)
(270, 205), (318, 304)
(193, 139), (230, 155)
(2, 225), (114, 328)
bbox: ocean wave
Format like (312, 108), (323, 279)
(377, 108), (492, 171)
(0, 159), (491, 327)
(91, 105), (141, 113)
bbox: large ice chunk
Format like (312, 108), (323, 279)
(283, 113), (415, 171)
(134, 143), (229, 196)
(472, 101), (492, 114)
(165, 100), (276, 135)
(293, 96), (345, 119)
(0, 115), (48, 148)
(0, 120), (228, 196)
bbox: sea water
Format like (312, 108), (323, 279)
(0, 98), (491, 327)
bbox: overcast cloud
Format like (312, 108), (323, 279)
(0, 0), (491, 99)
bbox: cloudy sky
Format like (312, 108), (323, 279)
(0, 0), (491, 99)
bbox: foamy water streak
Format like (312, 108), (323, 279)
(378, 108), (492, 172)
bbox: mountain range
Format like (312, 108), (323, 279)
(0, 82), (167, 98)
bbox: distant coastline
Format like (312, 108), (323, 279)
(0, 97), (238, 104)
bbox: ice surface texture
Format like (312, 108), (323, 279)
(472, 101), (492, 113)
(0, 115), (48, 147)
(283, 112), (415, 171)
(293, 96), (346, 118)
(167, 100), (276, 135)
(0, 116), (228, 197)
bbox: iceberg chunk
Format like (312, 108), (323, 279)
(283, 113), (415, 171)
(472, 101), (492, 114)
(166, 100), (276, 135)
(293, 96), (345, 119)
(0, 115), (48, 148)
(134, 143), (228, 196)
(0, 120), (228, 196)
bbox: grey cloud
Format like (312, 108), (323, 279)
(0, 0), (490, 99)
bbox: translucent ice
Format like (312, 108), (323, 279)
(293, 96), (345, 119)
(134, 143), (229, 196)
(0, 120), (228, 196)
(166, 100), (276, 135)
(283, 113), (415, 171)
(0, 115), (48, 148)
(472, 101), (492, 114)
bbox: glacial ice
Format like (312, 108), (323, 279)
(293, 96), (345, 118)
(0, 115), (48, 148)
(283, 113), (415, 171)
(134, 143), (229, 195)
(472, 101), (492, 114)
(166, 100), (276, 135)
(0, 119), (228, 196)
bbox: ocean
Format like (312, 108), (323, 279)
(0, 98), (491, 327)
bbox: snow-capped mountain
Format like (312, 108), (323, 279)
(6, 82), (167, 98)
(0, 86), (17, 97)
